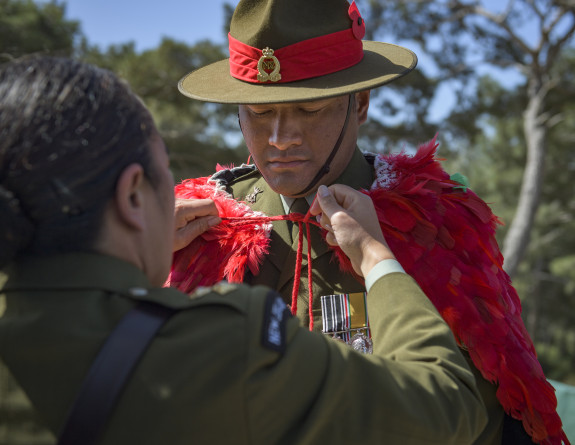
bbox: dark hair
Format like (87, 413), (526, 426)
(0, 56), (159, 268)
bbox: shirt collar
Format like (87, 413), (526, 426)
(280, 193), (316, 214)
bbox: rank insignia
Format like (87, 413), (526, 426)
(189, 286), (212, 299)
(212, 281), (238, 295)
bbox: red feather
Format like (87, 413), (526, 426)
(335, 137), (567, 445)
(166, 176), (272, 293)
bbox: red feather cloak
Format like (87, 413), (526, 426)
(167, 140), (569, 445)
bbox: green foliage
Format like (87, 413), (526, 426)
(79, 37), (247, 179)
(362, 68), (439, 151)
(1, 0), (246, 179)
(0, 0), (80, 61)
(439, 62), (575, 383)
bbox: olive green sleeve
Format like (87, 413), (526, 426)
(244, 273), (487, 445)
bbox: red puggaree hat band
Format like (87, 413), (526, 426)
(228, 1), (366, 84)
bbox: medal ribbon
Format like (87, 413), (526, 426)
(321, 292), (370, 342)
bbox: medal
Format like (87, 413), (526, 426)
(350, 331), (373, 354)
(321, 292), (372, 354)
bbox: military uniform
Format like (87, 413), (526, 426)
(212, 147), (506, 445)
(218, 148), (373, 329)
(0, 253), (486, 444)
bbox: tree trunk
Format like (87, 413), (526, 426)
(502, 80), (548, 278)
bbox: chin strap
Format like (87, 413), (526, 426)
(294, 93), (355, 196)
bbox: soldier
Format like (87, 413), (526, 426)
(0, 56), (487, 444)
(173, 0), (570, 444)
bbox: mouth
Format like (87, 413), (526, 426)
(267, 158), (307, 170)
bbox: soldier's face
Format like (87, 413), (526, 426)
(239, 91), (370, 197)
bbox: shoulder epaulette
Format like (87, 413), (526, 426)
(209, 164), (258, 188)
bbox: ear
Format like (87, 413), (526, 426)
(114, 163), (147, 231)
(355, 90), (370, 125)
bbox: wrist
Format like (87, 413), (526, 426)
(365, 259), (406, 291)
(359, 240), (396, 277)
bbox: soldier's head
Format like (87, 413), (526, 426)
(0, 56), (175, 285)
(178, 0), (416, 197)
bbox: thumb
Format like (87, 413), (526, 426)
(314, 185), (343, 219)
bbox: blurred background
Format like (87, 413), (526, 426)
(1, 0), (574, 443)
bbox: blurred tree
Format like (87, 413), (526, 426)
(440, 50), (575, 383)
(79, 37), (248, 180)
(364, 0), (575, 278)
(0, 0), (248, 180)
(0, 0), (80, 62)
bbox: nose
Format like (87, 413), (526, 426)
(268, 112), (302, 151)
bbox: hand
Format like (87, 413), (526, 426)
(173, 198), (221, 252)
(310, 184), (395, 277)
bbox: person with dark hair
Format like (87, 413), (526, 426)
(172, 0), (569, 444)
(0, 56), (488, 444)
(0, 56), (162, 269)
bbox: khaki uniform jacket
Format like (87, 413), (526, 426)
(219, 148), (504, 444)
(223, 148), (374, 328)
(0, 253), (486, 444)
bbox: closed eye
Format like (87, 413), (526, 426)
(299, 103), (328, 115)
(247, 106), (272, 117)
(303, 108), (322, 115)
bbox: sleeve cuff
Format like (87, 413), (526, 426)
(365, 259), (406, 292)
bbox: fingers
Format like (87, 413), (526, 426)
(310, 185), (344, 220)
(173, 198), (221, 252)
(312, 184), (395, 277)
(174, 198), (219, 228)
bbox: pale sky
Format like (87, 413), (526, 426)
(64, 0), (231, 50)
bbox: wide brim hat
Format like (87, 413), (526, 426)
(178, 0), (417, 104)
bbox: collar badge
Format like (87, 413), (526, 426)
(246, 186), (263, 204)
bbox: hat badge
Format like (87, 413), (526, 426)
(257, 47), (282, 83)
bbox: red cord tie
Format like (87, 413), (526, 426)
(222, 205), (319, 330)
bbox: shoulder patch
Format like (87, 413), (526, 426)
(262, 291), (291, 353)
